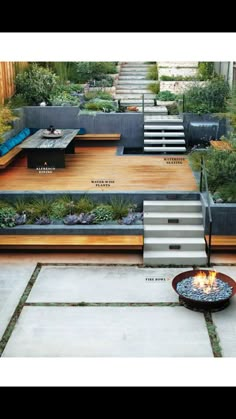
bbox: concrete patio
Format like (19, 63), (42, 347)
(0, 263), (235, 357)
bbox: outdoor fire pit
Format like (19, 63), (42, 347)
(172, 270), (236, 312)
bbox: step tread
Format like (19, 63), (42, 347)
(144, 200), (201, 206)
(144, 125), (184, 130)
(144, 225), (204, 230)
(144, 140), (186, 145)
(144, 147), (186, 152)
(144, 250), (207, 257)
(144, 132), (185, 137)
(144, 237), (205, 244)
(144, 212), (203, 218)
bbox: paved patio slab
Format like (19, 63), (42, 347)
(27, 266), (190, 303)
(0, 263), (36, 339)
(212, 268), (236, 357)
(2, 306), (213, 357)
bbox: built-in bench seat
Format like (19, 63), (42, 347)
(0, 235), (143, 250)
(0, 128), (31, 169)
(205, 235), (236, 250)
(0, 146), (23, 169)
(75, 133), (121, 141)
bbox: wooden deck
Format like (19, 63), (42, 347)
(0, 146), (197, 191)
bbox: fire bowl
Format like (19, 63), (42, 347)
(172, 270), (236, 312)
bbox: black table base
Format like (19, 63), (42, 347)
(27, 149), (66, 169)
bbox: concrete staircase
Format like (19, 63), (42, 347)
(144, 115), (186, 153)
(143, 199), (207, 266)
(116, 62), (167, 115)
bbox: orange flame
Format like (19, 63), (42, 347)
(193, 271), (217, 294)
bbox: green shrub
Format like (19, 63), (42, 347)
(0, 207), (16, 228)
(216, 183), (236, 202)
(148, 82), (160, 94)
(0, 200), (12, 209)
(166, 103), (179, 115)
(50, 91), (81, 106)
(84, 91), (113, 101)
(75, 197), (95, 213)
(13, 198), (30, 215)
(184, 77), (230, 114)
(156, 90), (177, 101)
(92, 204), (114, 223)
(84, 100), (116, 112)
(76, 62), (117, 83)
(0, 106), (17, 142)
(109, 197), (133, 219)
(15, 63), (58, 105)
(206, 149), (236, 192)
(160, 75), (198, 81)
(198, 62), (215, 80)
(29, 198), (53, 220)
(7, 94), (29, 109)
(147, 64), (158, 80)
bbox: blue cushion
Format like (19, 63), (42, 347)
(5, 138), (16, 150)
(23, 128), (30, 137)
(0, 144), (10, 157)
(77, 128), (86, 135)
(4, 128), (30, 151)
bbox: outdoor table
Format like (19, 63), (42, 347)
(20, 129), (78, 168)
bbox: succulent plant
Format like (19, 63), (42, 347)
(77, 212), (95, 224)
(63, 214), (80, 225)
(35, 216), (51, 225)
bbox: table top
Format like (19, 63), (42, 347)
(20, 129), (78, 149)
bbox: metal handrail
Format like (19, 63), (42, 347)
(200, 156), (213, 266)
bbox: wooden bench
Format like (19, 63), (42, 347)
(210, 140), (233, 151)
(205, 235), (236, 250)
(0, 235), (143, 250)
(0, 146), (23, 169)
(75, 134), (121, 141)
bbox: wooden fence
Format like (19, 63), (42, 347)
(0, 62), (28, 105)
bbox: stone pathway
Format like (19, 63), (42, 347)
(0, 264), (235, 357)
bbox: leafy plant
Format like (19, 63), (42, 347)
(13, 198), (30, 214)
(148, 82), (160, 94)
(84, 100), (116, 112)
(166, 103), (179, 115)
(0, 200), (12, 209)
(6, 94), (29, 109)
(198, 62), (215, 80)
(75, 62), (117, 83)
(206, 149), (236, 192)
(75, 197), (95, 213)
(156, 90), (177, 101)
(0, 106), (17, 141)
(0, 207), (16, 228)
(184, 77), (230, 114)
(30, 197), (53, 219)
(15, 63), (58, 105)
(109, 197), (133, 219)
(84, 91), (113, 101)
(216, 182), (236, 202)
(147, 64), (158, 80)
(92, 204), (114, 223)
(160, 75), (198, 81)
(50, 91), (81, 106)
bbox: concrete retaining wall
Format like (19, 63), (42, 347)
(201, 193), (236, 235)
(23, 107), (144, 148)
(160, 81), (205, 94)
